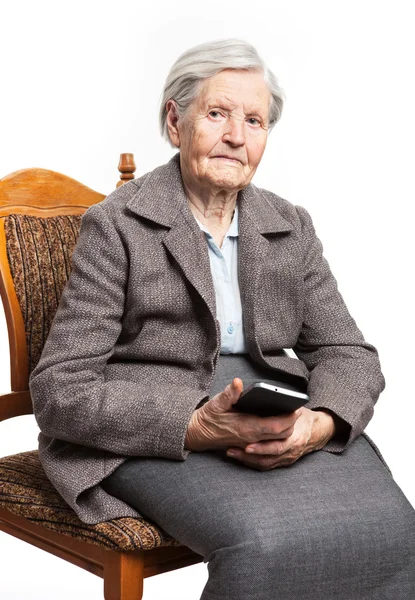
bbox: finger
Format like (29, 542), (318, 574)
(226, 448), (286, 469)
(246, 418), (310, 455)
(256, 410), (301, 439)
(244, 438), (290, 456)
(227, 447), (301, 469)
(223, 377), (243, 407)
(225, 377), (243, 400)
(210, 378), (243, 413)
(231, 377), (243, 397)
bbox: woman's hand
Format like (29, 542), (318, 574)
(185, 378), (302, 453)
(226, 407), (337, 470)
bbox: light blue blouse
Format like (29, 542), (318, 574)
(194, 204), (248, 354)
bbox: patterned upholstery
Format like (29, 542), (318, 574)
(0, 451), (180, 551)
(4, 213), (82, 376)
(1, 213), (181, 552)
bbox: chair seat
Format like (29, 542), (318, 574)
(0, 450), (182, 552)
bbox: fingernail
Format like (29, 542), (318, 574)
(227, 451), (236, 457)
(245, 447), (255, 453)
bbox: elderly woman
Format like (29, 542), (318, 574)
(29, 39), (414, 599)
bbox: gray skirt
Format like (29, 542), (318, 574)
(102, 354), (415, 600)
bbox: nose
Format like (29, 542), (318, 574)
(222, 115), (245, 147)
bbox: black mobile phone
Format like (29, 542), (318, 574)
(233, 382), (310, 417)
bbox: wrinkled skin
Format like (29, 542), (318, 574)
(185, 378), (336, 471)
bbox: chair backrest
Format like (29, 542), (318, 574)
(0, 154), (136, 421)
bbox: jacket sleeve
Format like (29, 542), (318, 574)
(292, 205), (385, 453)
(29, 203), (206, 459)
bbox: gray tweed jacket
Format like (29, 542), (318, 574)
(29, 153), (385, 524)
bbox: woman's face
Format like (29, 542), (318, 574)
(168, 69), (271, 194)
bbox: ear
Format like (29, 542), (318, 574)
(166, 100), (181, 148)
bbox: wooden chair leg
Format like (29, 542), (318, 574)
(103, 551), (144, 600)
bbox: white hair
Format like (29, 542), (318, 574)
(159, 39), (285, 146)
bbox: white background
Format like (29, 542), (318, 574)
(0, 1), (414, 598)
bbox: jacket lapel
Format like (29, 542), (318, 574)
(125, 154), (217, 323)
(162, 217), (217, 323)
(238, 184), (293, 361)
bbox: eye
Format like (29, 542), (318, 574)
(247, 117), (261, 126)
(209, 110), (222, 119)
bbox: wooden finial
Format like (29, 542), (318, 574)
(117, 153), (136, 187)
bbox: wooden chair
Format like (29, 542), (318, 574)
(0, 155), (203, 599)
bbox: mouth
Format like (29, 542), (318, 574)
(212, 155), (242, 163)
